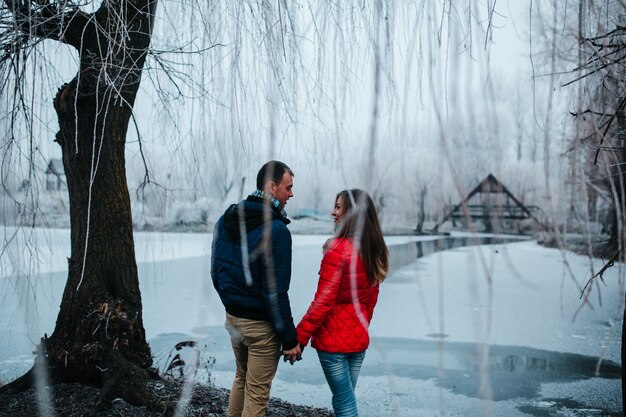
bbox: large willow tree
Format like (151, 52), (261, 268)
(1, 0), (157, 405)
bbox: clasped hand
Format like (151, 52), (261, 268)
(282, 344), (302, 365)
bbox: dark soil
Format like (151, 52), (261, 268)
(0, 379), (333, 417)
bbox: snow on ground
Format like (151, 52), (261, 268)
(0, 228), (623, 416)
(0, 227), (212, 278)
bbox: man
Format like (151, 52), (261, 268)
(211, 160), (302, 417)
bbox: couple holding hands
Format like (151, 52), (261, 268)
(211, 160), (389, 417)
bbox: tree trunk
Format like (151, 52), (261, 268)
(621, 228), (625, 411)
(3, 0), (159, 407)
(617, 150), (626, 410)
(415, 185), (427, 233)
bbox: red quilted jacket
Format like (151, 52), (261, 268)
(296, 237), (379, 353)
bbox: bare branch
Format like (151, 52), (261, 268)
(584, 27), (626, 43)
(1, 0), (92, 50)
(580, 249), (621, 299)
(593, 97), (626, 164)
(562, 53), (626, 87)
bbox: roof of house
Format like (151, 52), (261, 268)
(433, 173), (542, 230)
(46, 158), (64, 175)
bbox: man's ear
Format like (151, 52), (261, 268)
(268, 181), (277, 196)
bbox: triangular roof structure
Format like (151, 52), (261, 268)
(46, 158), (64, 176)
(433, 173), (541, 231)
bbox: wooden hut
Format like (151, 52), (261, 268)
(45, 158), (66, 191)
(433, 174), (541, 232)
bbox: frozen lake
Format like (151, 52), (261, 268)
(0, 228), (623, 416)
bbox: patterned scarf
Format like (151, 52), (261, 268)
(250, 189), (288, 219)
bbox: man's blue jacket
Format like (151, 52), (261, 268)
(211, 195), (298, 350)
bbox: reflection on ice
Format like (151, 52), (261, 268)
(387, 235), (527, 272)
(150, 327), (621, 404)
(364, 337), (621, 401)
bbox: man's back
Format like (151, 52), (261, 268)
(211, 195), (296, 347)
(210, 160), (300, 417)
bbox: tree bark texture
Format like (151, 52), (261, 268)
(618, 151), (626, 411)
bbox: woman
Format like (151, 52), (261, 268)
(296, 189), (389, 417)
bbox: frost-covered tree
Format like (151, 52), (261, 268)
(568, 6), (626, 258)
(532, 0), (626, 405)
(566, 3), (626, 405)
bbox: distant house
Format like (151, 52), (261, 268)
(433, 173), (542, 233)
(45, 158), (66, 191)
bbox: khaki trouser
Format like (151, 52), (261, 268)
(225, 313), (281, 417)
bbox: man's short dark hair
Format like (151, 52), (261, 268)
(256, 160), (294, 190)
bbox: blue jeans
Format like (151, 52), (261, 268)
(317, 350), (366, 417)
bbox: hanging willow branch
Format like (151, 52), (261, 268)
(580, 249), (621, 299)
(1, 0), (91, 51)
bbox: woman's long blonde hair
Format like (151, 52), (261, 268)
(335, 189), (389, 285)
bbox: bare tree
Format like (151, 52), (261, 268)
(547, 1), (626, 406)
(0, 0), (158, 406)
(569, 16), (626, 259)
(575, 13), (626, 409)
(414, 184), (428, 233)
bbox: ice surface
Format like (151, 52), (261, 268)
(0, 229), (622, 416)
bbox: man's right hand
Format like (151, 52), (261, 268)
(283, 344), (302, 365)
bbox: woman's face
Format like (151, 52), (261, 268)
(332, 195), (345, 226)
